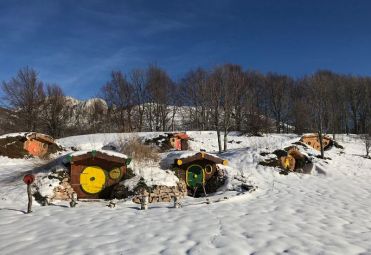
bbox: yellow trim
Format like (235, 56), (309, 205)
(177, 159), (183, 166)
(222, 160), (228, 166)
(283, 157), (290, 169)
(109, 167), (122, 180)
(205, 164), (213, 174)
(282, 155), (294, 170)
(185, 164), (205, 186)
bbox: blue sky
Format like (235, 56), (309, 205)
(1, 0), (371, 99)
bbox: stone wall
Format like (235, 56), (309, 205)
(46, 172), (187, 203)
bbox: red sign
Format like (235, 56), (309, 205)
(23, 174), (35, 185)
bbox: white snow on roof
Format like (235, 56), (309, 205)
(161, 150), (200, 168)
(161, 150), (224, 169)
(122, 161), (179, 189)
(0, 132), (29, 139)
(69, 149), (129, 159)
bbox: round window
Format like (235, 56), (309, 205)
(109, 168), (122, 180)
(80, 166), (106, 194)
(205, 164), (213, 174)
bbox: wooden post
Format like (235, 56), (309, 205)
(70, 192), (77, 208)
(202, 184), (208, 197)
(140, 195), (148, 210)
(206, 198), (211, 204)
(173, 196), (181, 208)
(107, 200), (116, 208)
(318, 130), (324, 158)
(192, 186), (198, 198)
(23, 174), (35, 214)
(27, 184), (32, 213)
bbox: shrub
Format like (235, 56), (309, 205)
(118, 136), (160, 162)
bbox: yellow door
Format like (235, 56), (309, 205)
(80, 166), (106, 194)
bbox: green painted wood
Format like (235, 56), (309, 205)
(187, 165), (204, 188)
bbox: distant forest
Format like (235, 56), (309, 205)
(1, 65), (371, 146)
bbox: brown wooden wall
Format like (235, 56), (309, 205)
(301, 136), (331, 151)
(70, 157), (127, 199)
(24, 139), (49, 157)
(176, 159), (217, 182)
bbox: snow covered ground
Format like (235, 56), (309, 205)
(1, 132), (371, 255)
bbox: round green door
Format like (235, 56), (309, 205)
(186, 164), (204, 188)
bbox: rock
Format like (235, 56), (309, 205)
(205, 170), (227, 194)
(110, 184), (134, 200)
(107, 201), (116, 208)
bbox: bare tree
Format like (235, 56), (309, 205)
(101, 71), (134, 132)
(365, 117), (371, 158)
(145, 65), (173, 131)
(88, 99), (108, 133)
(40, 84), (68, 137)
(180, 68), (210, 130)
(358, 77), (370, 134)
(243, 71), (268, 134)
(5, 63), (371, 139)
(169, 85), (180, 131)
(208, 66), (224, 153)
(129, 68), (147, 132)
(327, 74), (346, 139)
(220, 64), (244, 151)
(365, 134), (371, 158)
(1, 67), (45, 132)
(307, 71), (332, 158)
(265, 73), (292, 133)
(345, 76), (363, 134)
(233, 70), (248, 132)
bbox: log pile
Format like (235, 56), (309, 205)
(132, 181), (187, 204)
(51, 177), (75, 201)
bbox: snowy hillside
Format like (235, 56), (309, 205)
(0, 132), (371, 254)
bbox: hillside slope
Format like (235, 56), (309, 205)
(0, 132), (370, 255)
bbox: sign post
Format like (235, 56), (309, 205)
(23, 174), (35, 214)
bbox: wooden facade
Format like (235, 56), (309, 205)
(174, 152), (227, 190)
(168, 133), (190, 150)
(68, 150), (131, 199)
(300, 134), (333, 151)
(23, 133), (55, 157)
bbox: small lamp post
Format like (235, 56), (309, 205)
(23, 174), (35, 214)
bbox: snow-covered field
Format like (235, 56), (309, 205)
(1, 132), (371, 255)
